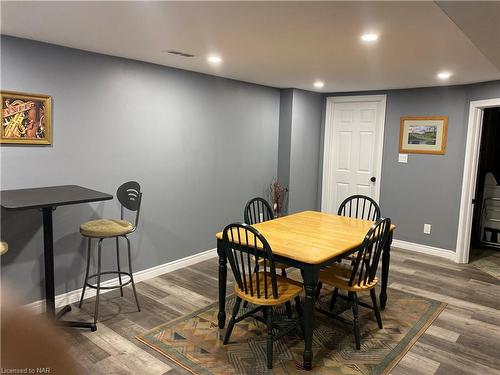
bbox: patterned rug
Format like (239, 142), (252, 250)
(137, 287), (445, 375)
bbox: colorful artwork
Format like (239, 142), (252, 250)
(400, 116), (447, 154)
(1, 91), (52, 145)
(408, 125), (437, 145)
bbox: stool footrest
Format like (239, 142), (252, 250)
(85, 271), (132, 290)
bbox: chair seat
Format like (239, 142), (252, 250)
(343, 252), (370, 263)
(80, 219), (134, 238)
(257, 258), (290, 270)
(344, 254), (357, 262)
(234, 273), (303, 306)
(320, 264), (378, 292)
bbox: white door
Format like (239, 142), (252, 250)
(321, 95), (387, 214)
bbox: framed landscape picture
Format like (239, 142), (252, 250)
(1, 91), (52, 145)
(399, 116), (448, 155)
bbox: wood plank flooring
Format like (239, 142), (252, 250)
(61, 248), (500, 375)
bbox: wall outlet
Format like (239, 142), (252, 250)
(398, 154), (408, 163)
(423, 223), (432, 234)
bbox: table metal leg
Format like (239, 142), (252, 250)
(380, 231), (393, 310)
(41, 206), (97, 331)
(300, 265), (318, 371)
(42, 207), (56, 319)
(217, 238), (227, 329)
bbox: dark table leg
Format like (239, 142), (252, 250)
(42, 207), (56, 319)
(300, 265), (318, 371)
(380, 230), (393, 310)
(42, 207), (97, 331)
(217, 238), (227, 329)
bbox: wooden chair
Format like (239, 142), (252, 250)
(222, 223), (303, 369)
(317, 218), (391, 349)
(338, 195), (381, 221)
(338, 195), (381, 262)
(316, 195), (381, 300)
(78, 181), (142, 326)
(244, 197), (292, 316)
(244, 197), (290, 274)
(244, 197), (275, 224)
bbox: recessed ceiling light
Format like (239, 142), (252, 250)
(361, 33), (379, 42)
(207, 55), (222, 64)
(313, 81), (324, 88)
(437, 71), (452, 80)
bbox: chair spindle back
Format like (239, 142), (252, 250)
(222, 223), (278, 300)
(338, 195), (381, 221)
(349, 218), (391, 287)
(244, 197), (274, 225)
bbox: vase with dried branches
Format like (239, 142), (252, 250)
(268, 178), (289, 217)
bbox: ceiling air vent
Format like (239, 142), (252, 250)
(163, 50), (195, 58)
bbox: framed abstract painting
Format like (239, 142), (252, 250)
(1, 91), (52, 145)
(399, 116), (448, 155)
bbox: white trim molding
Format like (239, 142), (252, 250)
(392, 239), (458, 262)
(23, 247), (218, 314)
(321, 95), (387, 212)
(456, 97), (500, 264)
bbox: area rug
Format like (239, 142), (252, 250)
(137, 287), (446, 375)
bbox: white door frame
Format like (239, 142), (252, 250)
(321, 95), (387, 211)
(456, 97), (500, 263)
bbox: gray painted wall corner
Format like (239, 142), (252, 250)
(277, 89), (323, 214)
(277, 89), (294, 214)
(288, 89), (322, 213)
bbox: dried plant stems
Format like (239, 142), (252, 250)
(269, 178), (289, 217)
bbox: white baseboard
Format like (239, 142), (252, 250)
(392, 239), (458, 262)
(23, 248), (218, 314)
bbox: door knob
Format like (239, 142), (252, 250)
(370, 176), (376, 182)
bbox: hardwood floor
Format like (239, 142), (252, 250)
(61, 247), (500, 375)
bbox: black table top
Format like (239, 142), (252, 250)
(0, 185), (113, 210)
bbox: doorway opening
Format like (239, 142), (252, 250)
(469, 107), (500, 273)
(457, 98), (500, 263)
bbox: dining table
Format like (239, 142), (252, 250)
(0, 185), (113, 330)
(215, 210), (395, 371)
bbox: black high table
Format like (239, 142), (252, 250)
(0, 185), (113, 330)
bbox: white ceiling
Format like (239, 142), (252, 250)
(1, 1), (500, 92)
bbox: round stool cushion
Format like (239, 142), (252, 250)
(80, 219), (133, 238)
(0, 241), (8, 255)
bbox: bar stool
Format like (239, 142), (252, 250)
(78, 181), (142, 326)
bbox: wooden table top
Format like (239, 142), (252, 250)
(216, 210), (395, 265)
(0, 185), (113, 210)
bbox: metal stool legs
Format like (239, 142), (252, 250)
(116, 237), (124, 297)
(78, 235), (141, 326)
(94, 239), (103, 324)
(125, 236), (141, 312)
(79, 237), (92, 308)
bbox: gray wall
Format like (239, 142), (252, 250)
(319, 81), (500, 251)
(0, 36), (280, 304)
(277, 89), (322, 214)
(288, 90), (322, 213)
(2, 36), (499, 307)
(466, 80), (500, 102)
(277, 89), (293, 205)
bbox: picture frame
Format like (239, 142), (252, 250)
(1, 90), (52, 145)
(399, 116), (448, 155)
